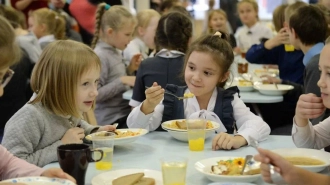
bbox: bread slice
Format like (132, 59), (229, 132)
(175, 120), (187, 129)
(112, 173), (144, 185)
(134, 177), (155, 185)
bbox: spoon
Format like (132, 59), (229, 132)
(241, 155), (253, 175)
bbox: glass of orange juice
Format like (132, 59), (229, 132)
(187, 117), (206, 151)
(161, 156), (187, 185)
(92, 132), (115, 170)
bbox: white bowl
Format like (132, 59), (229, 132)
(85, 129), (148, 145)
(254, 84), (293, 96)
(195, 157), (261, 183)
(161, 120), (220, 142)
(2, 177), (75, 185)
(271, 148), (330, 172)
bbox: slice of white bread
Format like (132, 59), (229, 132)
(134, 177), (155, 185)
(112, 173), (156, 185)
(112, 173), (144, 185)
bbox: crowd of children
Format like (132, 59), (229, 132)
(2, 0), (330, 184)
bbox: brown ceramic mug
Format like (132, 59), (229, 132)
(57, 144), (103, 185)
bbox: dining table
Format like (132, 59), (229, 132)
(43, 132), (320, 185)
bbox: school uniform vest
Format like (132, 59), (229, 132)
(159, 84), (239, 133)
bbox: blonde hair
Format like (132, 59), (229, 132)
(238, 0), (259, 19)
(30, 40), (101, 118)
(273, 4), (288, 32)
(134, 9), (160, 36)
(0, 16), (21, 70)
(284, 1), (307, 23)
(207, 9), (227, 34)
(30, 8), (66, 40)
(91, 4), (136, 49)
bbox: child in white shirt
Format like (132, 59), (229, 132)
(127, 32), (270, 150)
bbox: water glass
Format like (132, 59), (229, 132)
(91, 131), (116, 170)
(161, 156), (187, 185)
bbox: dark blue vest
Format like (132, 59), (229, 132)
(159, 84), (239, 133)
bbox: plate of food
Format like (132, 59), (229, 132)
(85, 129), (148, 145)
(91, 169), (163, 185)
(271, 148), (330, 172)
(195, 157), (261, 183)
(254, 69), (279, 77)
(254, 84), (294, 96)
(161, 119), (220, 142)
(1, 177), (75, 185)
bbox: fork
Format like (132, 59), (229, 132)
(145, 86), (191, 100)
(248, 136), (286, 184)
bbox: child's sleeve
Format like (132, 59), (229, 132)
(127, 102), (164, 131)
(0, 145), (44, 179)
(80, 120), (99, 135)
(231, 94), (271, 144)
(292, 118), (330, 149)
(96, 55), (128, 103)
(245, 43), (280, 65)
(1, 109), (62, 167)
(123, 41), (140, 66)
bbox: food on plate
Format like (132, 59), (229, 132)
(112, 172), (155, 185)
(284, 157), (325, 165)
(184, 92), (194, 98)
(238, 80), (253, 86)
(115, 130), (141, 138)
(211, 158), (260, 176)
(167, 120), (214, 130)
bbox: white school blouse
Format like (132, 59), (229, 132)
(235, 22), (273, 50)
(292, 117), (330, 149)
(123, 37), (149, 66)
(127, 88), (270, 145)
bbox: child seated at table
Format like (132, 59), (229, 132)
(1, 40), (116, 167)
(234, 0), (273, 53)
(0, 16), (74, 183)
(292, 41), (330, 149)
(123, 9), (160, 66)
(127, 32), (270, 150)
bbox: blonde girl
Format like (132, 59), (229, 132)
(28, 8), (66, 49)
(91, 4), (138, 128)
(235, 0), (273, 52)
(2, 40), (116, 167)
(123, 9), (161, 66)
(207, 9), (236, 48)
(0, 16), (74, 182)
(127, 32), (270, 150)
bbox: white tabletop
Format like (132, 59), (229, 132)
(45, 132), (298, 185)
(122, 89), (283, 104)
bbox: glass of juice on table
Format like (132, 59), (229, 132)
(187, 118), (206, 151)
(161, 156), (187, 185)
(92, 132), (115, 170)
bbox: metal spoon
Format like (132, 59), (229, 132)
(241, 155), (253, 175)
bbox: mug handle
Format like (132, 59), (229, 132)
(89, 149), (104, 162)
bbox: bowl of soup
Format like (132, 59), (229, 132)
(271, 148), (330, 172)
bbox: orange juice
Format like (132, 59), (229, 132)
(187, 130), (205, 151)
(95, 148), (113, 170)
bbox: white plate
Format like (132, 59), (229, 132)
(271, 148), (330, 172)
(227, 81), (254, 92)
(91, 169), (163, 185)
(85, 129), (148, 145)
(208, 183), (256, 185)
(2, 177), (75, 185)
(195, 157), (261, 183)
(161, 119), (220, 132)
(254, 84), (293, 96)
(254, 69), (279, 77)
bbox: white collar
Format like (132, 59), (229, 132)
(243, 22), (259, 34)
(155, 49), (185, 58)
(38, 34), (55, 44)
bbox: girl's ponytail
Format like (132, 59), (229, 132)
(91, 3), (107, 49)
(54, 14), (66, 40)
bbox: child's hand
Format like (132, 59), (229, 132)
(254, 148), (296, 184)
(295, 93), (325, 126)
(233, 47), (241, 54)
(141, 82), (164, 114)
(275, 28), (290, 45)
(120, 76), (136, 86)
(127, 54), (142, 75)
(61, 127), (85, 144)
(212, 133), (247, 150)
(97, 125), (116, 132)
(41, 168), (76, 183)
